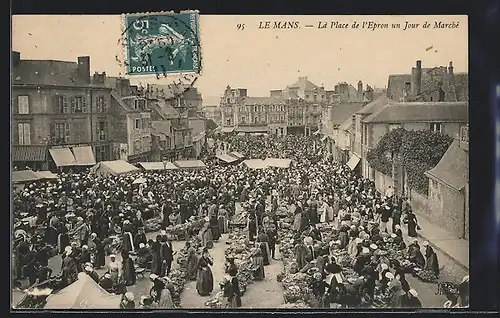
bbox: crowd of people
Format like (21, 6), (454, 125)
(12, 134), (468, 309)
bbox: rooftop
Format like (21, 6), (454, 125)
(362, 101), (468, 124)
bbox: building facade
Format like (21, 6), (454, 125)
(12, 52), (114, 169)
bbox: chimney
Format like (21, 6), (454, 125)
(77, 56), (91, 84)
(412, 60), (422, 95)
(12, 51), (21, 67)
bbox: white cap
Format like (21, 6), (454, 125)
(422, 241), (429, 247)
(124, 292), (134, 301)
(139, 243), (145, 249)
(381, 263), (389, 270)
(409, 289), (418, 297)
(370, 244), (378, 250)
(385, 272), (394, 279)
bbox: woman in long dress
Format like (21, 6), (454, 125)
(196, 248), (214, 296)
(221, 266), (242, 308)
(121, 250), (137, 286)
(292, 203), (302, 232)
(251, 248), (265, 281)
(108, 254), (122, 285)
(185, 241), (198, 281)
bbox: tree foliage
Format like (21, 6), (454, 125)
(366, 128), (453, 194)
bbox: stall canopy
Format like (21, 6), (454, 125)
(12, 170), (41, 183)
(35, 171), (58, 180)
(173, 160), (207, 169)
(90, 160), (140, 176)
(72, 146), (96, 166)
(216, 154), (239, 164)
(49, 148), (76, 167)
(242, 159), (268, 169)
(264, 158), (292, 168)
(346, 153), (361, 171)
(228, 151), (245, 160)
(45, 273), (121, 309)
(138, 161), (178, 171)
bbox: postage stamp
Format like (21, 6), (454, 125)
(121, 11), (201, 76)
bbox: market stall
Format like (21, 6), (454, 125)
(263, 158), (292, 169)
(137, 161), (178, 171)
(44, 273), (122, 309)
(90, 160), (140, 177)
(173, 160), (207, 170)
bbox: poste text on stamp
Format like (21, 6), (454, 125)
(122, 11), (201, 76)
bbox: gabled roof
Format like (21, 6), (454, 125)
(13, 60), (88, 86)
(425, 139), (468, 190)
(363, 101), (468, 124)
(356, 96), (393, 115)
(287, 77), (320, 91)
(329, 102), (366, 126)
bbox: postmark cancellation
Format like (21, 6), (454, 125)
(120, 11), (201, 77)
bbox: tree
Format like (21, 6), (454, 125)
(366, 128), (453, 194)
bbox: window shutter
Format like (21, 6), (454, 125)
(18, 123), (23, 145)
(82, 96), (87, 113)
(64, 123), (70, 144)
(24, 123), (31, 145)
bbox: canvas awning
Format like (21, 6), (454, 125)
(35, 171), (58, 180)
(346, 153), (361, 170)
(138, 161), (178, 171)
(264, 158), (292, 168)
(242, 159), (268, 169)
(72, 146), (96, 166)
(228, 151), (245, 159)
(173, 160), (207, 169)
(216, 154), (239, 164)
(90, 160), (140, 176)
(45, 273), (121, 309)
(49, 148), (76, 167)
(221, 127), (235, 133)
(12, 170), (41, 183)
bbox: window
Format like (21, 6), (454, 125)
(17, 96), (29, 114)
(96, 96), (107, 113)
(18, 123), (31, 145)
(51, 123), (70, 145)
(71, 96), (86, 113)
(57, 96), (69, 113)
(134, 119), (141, 129)
(430, 123), (442, 133)
(97, 121), (107, 141)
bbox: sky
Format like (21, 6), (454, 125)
(12, 15), (468, 100)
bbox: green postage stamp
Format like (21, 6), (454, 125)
(122, 11), (201, 76)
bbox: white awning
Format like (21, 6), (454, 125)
(216, 154), (239, 163)
(49, 148), (76, 167)
(346, 154), (361, 171)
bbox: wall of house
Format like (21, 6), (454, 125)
(427, 178), (466, 239)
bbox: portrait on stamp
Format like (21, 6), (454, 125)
(11, 14), (468, 310)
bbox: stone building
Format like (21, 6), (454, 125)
(12, 52), (113, 170)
